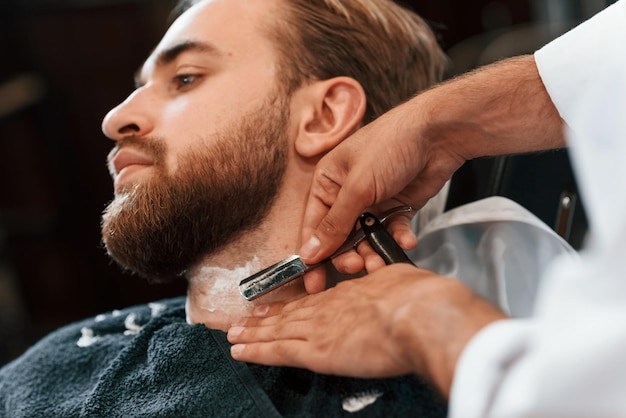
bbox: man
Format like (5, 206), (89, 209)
(227, 1), (626, 417)
(0, 0), (449, 416)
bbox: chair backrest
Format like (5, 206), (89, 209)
(445, 151), (588, 249)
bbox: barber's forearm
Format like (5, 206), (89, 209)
(412, 55), (566, 162)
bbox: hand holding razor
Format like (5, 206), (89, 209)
(238, 205), (413, 300)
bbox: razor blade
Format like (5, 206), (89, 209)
(238, 205), (413, 300)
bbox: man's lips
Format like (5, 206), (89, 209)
(109, 148), (155, 188)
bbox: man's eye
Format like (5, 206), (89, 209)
(173, 74), (200, 89)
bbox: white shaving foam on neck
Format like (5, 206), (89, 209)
(186, 257), (261, 322)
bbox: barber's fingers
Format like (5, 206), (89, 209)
(304, 214), (417, 283)
(358, 242), (387, 272)
(300, 181), (374, 264)
(329, 243), (386, 274)
(299, 170), (347, 260)
(386, 212), (418, 250)
(329, 213), (417, 274)
(299, 141), (378, 265)
(300, 160), (422, 266)
(302, 267), (327, 294)
(238, 304), (319, 327)
(228, 280), (414, 378)
(329, 251), (365, 275)
(235, 290), (337, 329)
(230, 340), (316, 370)
(229, 308), (327, 371)
(302, 252), (364, 294)
(230, 337), (409, 378)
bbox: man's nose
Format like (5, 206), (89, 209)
(101, 88), (155, 140)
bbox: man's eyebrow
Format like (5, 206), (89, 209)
(157, 40), (222, 66)
(134, 40), (222, 86)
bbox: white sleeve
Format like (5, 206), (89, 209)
(535, 0), (626, 244)
(449, 1), (626, 416)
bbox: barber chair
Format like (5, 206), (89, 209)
(443, 15), (591, 250)
(445, 151), (588, 250)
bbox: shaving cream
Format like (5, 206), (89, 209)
(185, 257), (261, 326)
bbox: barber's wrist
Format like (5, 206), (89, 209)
(385, 268), (457, 396)
(388, 269), (507, 398)
(405, 82), (481, 173)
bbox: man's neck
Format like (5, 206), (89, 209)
(184, 211), (308, 331)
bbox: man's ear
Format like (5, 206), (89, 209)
(294, 77), (366, 158)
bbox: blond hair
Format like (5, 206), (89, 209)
(270, 0), (446, 122)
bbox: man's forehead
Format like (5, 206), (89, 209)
(140, 0), (281, 75)
(161, 0), (281, 51)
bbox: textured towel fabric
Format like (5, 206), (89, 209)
(0, 297), (446, 417)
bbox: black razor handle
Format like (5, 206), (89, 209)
(359, 212), (416, 266)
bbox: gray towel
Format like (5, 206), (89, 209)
(0, 297), (446, 417)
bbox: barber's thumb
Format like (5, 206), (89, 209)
(300, 206), (361, 263)
(299, 234), (322, 261)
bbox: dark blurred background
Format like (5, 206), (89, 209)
(0, 0), (612, 366)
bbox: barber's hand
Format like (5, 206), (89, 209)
(298, 56), (566, 294)
(298, 101), (466, 293)
(228, 263), (508, 397)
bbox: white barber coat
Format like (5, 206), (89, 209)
(447, 1), (626, 416)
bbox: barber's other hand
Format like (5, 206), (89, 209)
(228, 264), (507, 397)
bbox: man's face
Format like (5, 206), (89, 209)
(100, 0), (291, 282)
